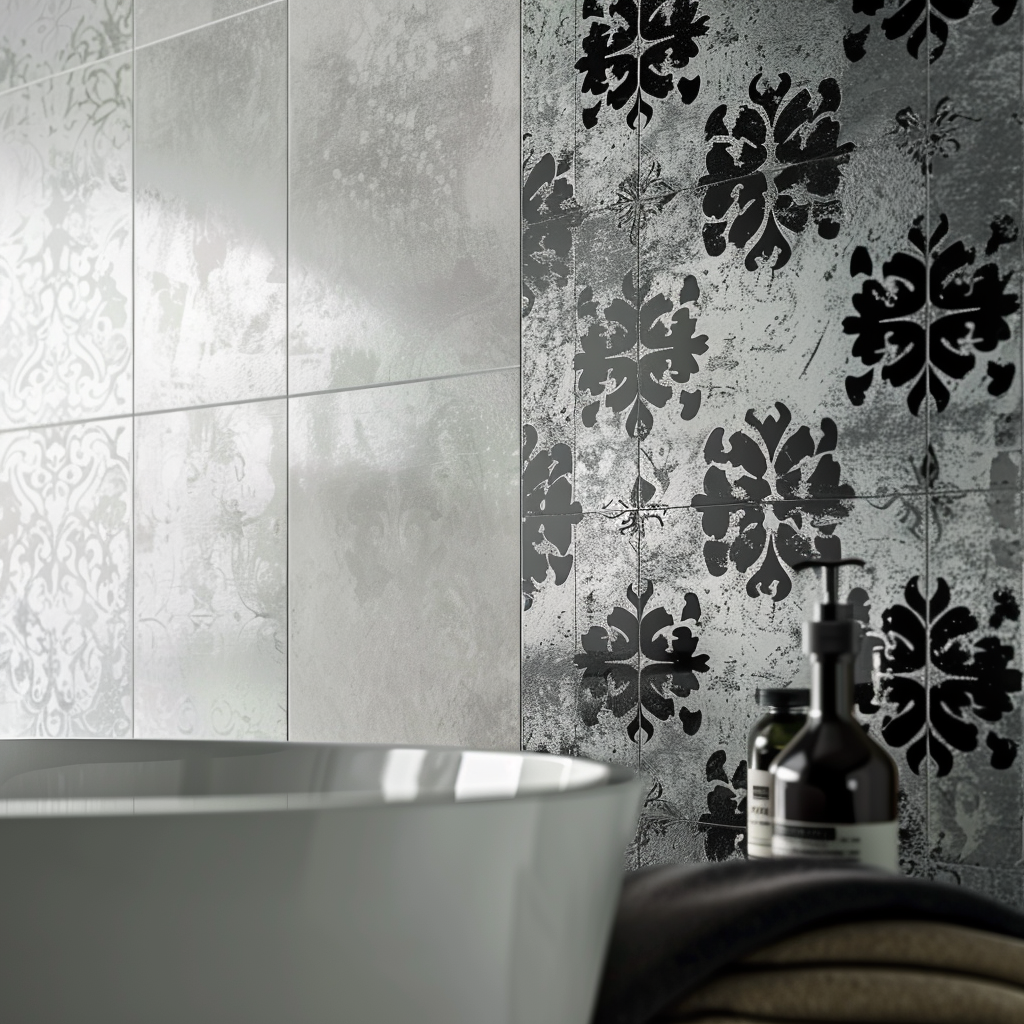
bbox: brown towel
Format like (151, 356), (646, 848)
(663, 965), (1024, 1023)
(744, 920), (1024, 988)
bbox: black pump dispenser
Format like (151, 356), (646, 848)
(768, 557), (899, 870)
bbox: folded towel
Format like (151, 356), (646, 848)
(593, 860), (1024, 1024)
(664, 966), (1024, 1023)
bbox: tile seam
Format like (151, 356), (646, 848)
(134, 0), (285, 52)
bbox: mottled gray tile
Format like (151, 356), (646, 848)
(134, 400), (286, 740)
(0, 419), (131, 737)
(929, 489), (1023, 871)
(136, 0), (274, 47)
(135, 4), (286, 411)
(0, 0), (131, 93)
(638, 816), (745, 868)
(933, 863), (1024, 911)
(289, 0), (519, 393)
(926, 3), (1022, 493)
(0, 53), (132, 429)
(637, 0), (926, 190)
(639, 143), (927, 510)
(289, 371), (519, 749)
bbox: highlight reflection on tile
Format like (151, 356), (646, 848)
(289, 0), (519, 392)
(289, 371), (519, 749)
(0, 0), (132, 93)
(135, 0), (272, 47)
(134, 400), (287, 740)
(0, 53), (132, 429)
(135, 4), (286, 411)
(0, 420), (132, 737)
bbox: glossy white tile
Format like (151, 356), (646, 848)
(289, 371), (519, 749)
(135, 0), (276, 47)
(289, 0), (519, 392)
(0, 53), (132, 429)
(134, 3), (287, 411)
(0, 419), (132, 737)
(134, 400), (286, 739)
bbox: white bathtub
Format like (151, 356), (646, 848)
(0, 739), (639, 1024)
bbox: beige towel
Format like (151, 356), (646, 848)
(664, 965), (1024, 1022)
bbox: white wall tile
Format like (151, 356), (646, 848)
(0, 419), (132, 736)
(135, 0), (273, 48)
(134, 400), (286, 739)
(289, 371), (520, 750)
(0, 53), (132, 428)
(135, 4), (286, 411)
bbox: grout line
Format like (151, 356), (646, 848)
(635, 52), (643, 810)
(923, 0), (932, 857)
(0, 366), (522, 439)
(130, 13), (137, 741)
(0, 49), (130, 102)
(518, 0), (524, 756)
(133, 0), (286, 52)
(285, 0), (291, 743)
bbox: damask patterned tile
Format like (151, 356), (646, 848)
(632, 0), (926, 191)
(289, 371), (519, 750)
(134, 4), (286, 411)
(926, 2), (1023, 493)
(934, 864), (1024, 911)
(0, 0), (131, 93)
(134, 401), (286, 740)
(0, 419), (131, 738)
(136, 0), (275, 47)
(638, 496), (925, 842)
(637, 142), (927, 511)
(928, 489), (1023, 872)
(289, 0), (519, 394)
(0, 53), (132, 429)
(638, 816), (745, 869)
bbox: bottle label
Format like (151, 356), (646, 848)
(771, 818), (899, 872)
(746, 768), (774, 859)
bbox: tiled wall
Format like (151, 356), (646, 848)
(522, 0), (1024, 902)
(0, 0), (520, 748)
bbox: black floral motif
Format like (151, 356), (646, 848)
(848, 0), (1016, 64)
(575, 581), (709, 743)
(603, 474), (669, 537)
(576, 0), (709, 130)
(700, 74), (855, 272)
(522, 148), (584, 317)
(692, 403), (854, 602)
(613, 160), (680, 245)
(521, 425), (584, 606)
(891, 98), (978, 173)
(576, 271), (708, 439)
(697, 751), (748, 861)
(844, 215), (1020, 415)
(856, 577), (1022, 777)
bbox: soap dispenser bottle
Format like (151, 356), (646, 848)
(770, 558), (899, 871)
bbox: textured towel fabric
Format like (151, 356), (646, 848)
(744, 919), (1024, 987)
(664, 966), (1024, 1023)
(592, 860), (1024, 1024)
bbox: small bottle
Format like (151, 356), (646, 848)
(747, 688), (809, 859)
(771, 558), (899, 871)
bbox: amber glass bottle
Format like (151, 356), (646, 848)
(770, 559), (899, 871)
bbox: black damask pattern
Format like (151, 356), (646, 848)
(576, 0), (709, 130)
(521, 425), (584, 606)
(522, 148), (584, 317)
(891, 98), (978, 173)
(575, 272), (708, 439)
(575, 581), (708, 743)
(697, 750), (748, 861)
(613, 161), (680, 245)
(855, 577), (1022, 777)
(700, 74), (854, 272)
(844, 215), (1019, 415)
(692, 403), (854, 602)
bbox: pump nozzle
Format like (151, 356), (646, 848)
(793, 558), (865, 606)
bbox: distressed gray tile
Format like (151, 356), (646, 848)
(638, 816), (745, 868)
(289, 371), (519, 749)
(0, 53), (132, 429)
(639, 143), (927, 510)
(135, 4), (287, 411)
(927, 3), (1023, 493)
(933, 863), (1024, 911)
(136, 0), (274, 47)
(289, 0), (519, 393)
(0, 0), (132, 93)
(929, 489), (1023, 871)
(0, 419), (131, 737)
(134, 400), (286, 740)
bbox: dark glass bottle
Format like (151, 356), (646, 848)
(770, 559), (899, 871)
(747, 689), (809, 859)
